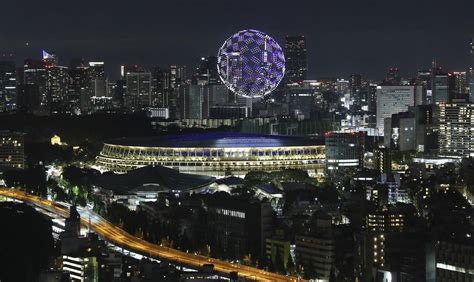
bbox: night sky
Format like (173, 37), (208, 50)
(1, 0), (473, 79)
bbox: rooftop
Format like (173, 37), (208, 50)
(94, 165), (216, 193)
(105, 132), (323, 148)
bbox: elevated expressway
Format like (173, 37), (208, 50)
(0, 188), (302, 282)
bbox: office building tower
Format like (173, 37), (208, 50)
(24, 58), (48, 109)
(286, 84), (316, 119)
(350, 74), (369, 109)
(385, 67), (401, 85)
(17, 84), (41, 113)
(325, 131), (365, 171)
(350, 74), (362, 94)
(124, 71), (153, 110)
(46, 65), (70, 110)
(336, 79), (350, 94)
(470, 38), (474, 102)
(42, 50), (58, 65)
(265, 230), (292, 271)
(88, 62), (106, 97)
(436, 238), (474, 281)
(284, 35), (307, 84)
(192, 56), (219, 85)
(170, 65), (186, 89)
(0, 57), (17, 112)
(453, 71), (469, 96)
(295, 211), (335, 280)
(438, 102), (474, 157)
(368, 83), (378, 114)
(179, 84), (230, 119)
(376, 85), (422, 134)
(0, 131), (25, 171)
(152, 67), (171, 107)
(68, 65), (91, 113)
(112, 79), (126, 108)
(205, 198), (273, 260)
(432, 71), (455, 103)
(384, 105), (436, 152)
(367, 204), (416, 233)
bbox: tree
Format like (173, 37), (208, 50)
(0, 202), (55, 281)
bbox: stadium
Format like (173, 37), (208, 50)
(96, 133), (325, 177)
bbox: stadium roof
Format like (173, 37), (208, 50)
(94, 165), (216, 193)
(105, 132), (323, 148)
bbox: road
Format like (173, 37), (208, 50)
(0, 188), (301, 282)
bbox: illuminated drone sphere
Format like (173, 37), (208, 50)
(217, 29), (285, 98)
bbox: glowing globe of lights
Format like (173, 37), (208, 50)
(217, 29), (285, 98)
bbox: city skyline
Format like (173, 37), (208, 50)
(0, 0), (473, 79)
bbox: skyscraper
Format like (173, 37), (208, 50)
(68, 64), (91, 113)
(376, 85), (421, 134)
(89, 62), (106, 98)
(453, 71), (469, 98)
(178, 84), (230, 119)
(0, 131), (25, 170)
(438, 102), (474, 157)
(284, 35), (307, 84)
(23, 58), (48, 111)
(125, 71), (152, 110)
(192, 56), (219, 85)
(469, 38), (474, 102)
(385, 67), (401, 85)
(432, 71), (454, 103)
(0, 57), (17, 112)
(45, 65), (70, 111)
(151, 67), (170, 108)
(170, 65), (186, 89)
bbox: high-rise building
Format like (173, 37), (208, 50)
(385, 67), (401, 85)
(192, 56), (219, 85)
(469, 38), (474, 102)
(286, 83), (317, 119)
(68, 65), (90, 113)
(17, 84), (41, 113)
(432, 71), (455, 103)
(336, 79), (350, 94)
(295, 211), (335, 280)
(284, 35), (307, 84)
(0, 131), (25, 171)
(325, 131), (365, 171)
(0, 57), (17, 112)
(151, 67), (170, 108)
(23, 58), (48, 110)
(89, 62), (106, 97)
(45, 65), (70, 111)
(124, 71), (152, 110)
(178, 84), (230, 119)
(170, 65), (186, 89)
(453, 71), (469, 96)
(376, 85), (421, 134)
(42, 50), (58, 65)
(350, 74), (369, 109)
(436, 238), (474, 281)
(204, 198), (273, 260)
(438, 102), (474, 157)
(384, 105), (436, 152)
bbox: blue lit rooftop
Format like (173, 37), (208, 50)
(106, 132), (322, 148)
